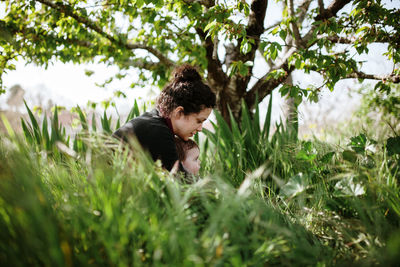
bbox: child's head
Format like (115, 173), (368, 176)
(175, 137), (200, 175)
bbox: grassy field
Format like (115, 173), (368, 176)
(0, 99), (399, 266)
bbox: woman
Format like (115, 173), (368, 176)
(112, 64), (216, 171)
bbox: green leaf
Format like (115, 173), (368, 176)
(334, 177), (365, 197)
(320, 152), (335, 164)
(42, 114), (50, 150)
(280, 173), (309, 198)
(279, 84), (290, 96)
(294, 94), (302, 107)
(204, 20), (217, 33)
(262, 94), (273, 139)
(240, 40), (252, 55)
(387, 136), (400, 156)
(238, 62), (249, 76)
(91, 112), (97, 132)
(101, 110), (112, 134)
(21, 118), (34, 144)
(84, 69), (94, 77)
(349, 133), (367, 154)
(270, 46), (278, 60)
(75, 106), (88, 131)
(295, 58), (302, 69)
(296, 150), (310, 160)
(279, 30), (287, 41)
(24, 101), (42, 145)
(342, 150), (357, 163)
(271, 26), (280, 35)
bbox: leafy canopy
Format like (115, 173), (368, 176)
(0, 0), (399, 121)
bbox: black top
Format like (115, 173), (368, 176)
(112, 109), (178, 171)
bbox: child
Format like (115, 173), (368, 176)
(174, 136), (200, 176)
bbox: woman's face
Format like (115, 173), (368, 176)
(182, 147), (200, 175)
(172, 107), (212, 141)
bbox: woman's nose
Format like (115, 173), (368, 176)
(197, 124), (203, 131)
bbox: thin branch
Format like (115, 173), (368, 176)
(212, 36), (219, 60)
(263, 0), (311, 34)
(322, 35), (355, 44)
(125, 43), (174, 67)
(118, 59), (161, 71)
(182, 0), (215, 8)
(264, 21), (281, 33)
(245, 46), (297, 107)
(195, 28), (227, 88)
(315, 0), (352, 20)
(304, 0), (351, 45)
(318, 0), (325, 17)
(288, 0), (304, 48)
(297, 0), (313, 26)
(12, 22), (94, 48)
(36, 0), (176, 68)
(322, 34), (391, 44)
(346, 71), (400, 83)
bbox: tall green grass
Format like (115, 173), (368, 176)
(0, 133), (336, 266)
(0, 100), (399, 265)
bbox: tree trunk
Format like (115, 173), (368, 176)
(212, 80), (246, 127)
(282, 74), (298, 138)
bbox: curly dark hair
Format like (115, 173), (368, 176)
(156, 64), (216, 116)
(175, 137), (198, 161)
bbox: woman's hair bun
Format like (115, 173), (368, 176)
(172, 64), (201, 83)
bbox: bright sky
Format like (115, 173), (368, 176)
(0, 60), (156, 112)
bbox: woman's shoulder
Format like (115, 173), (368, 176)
(114, 109), (170, 138)
(129, 109), (168, 129)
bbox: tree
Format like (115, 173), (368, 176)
(0, 0), (399, 123)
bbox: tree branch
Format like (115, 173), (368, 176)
(322, 35), (355, 44)
(315, 0), (351, 20)
(304, 0), (351, 45)
(182, 0), (215, 8)
(125, 43), (175, 67)
(36, 0), (176, 68)
(322, 34), (391, 44)
(229, 0), (268, 66)
(346, 71), (400, 83)
(247, 0), (351, 108)
(297, 0), (313, 26)
(195, 28), (227, 88)
(118, 59), (161, 71)
(318, 0), (325, 17)
(247, 0), (268, 39)
(245, 46), (297, 108)
(8, 21), (94, 48)
(288, 0), (304, 48)
(263, 0), (311, 34)
(231, 0), (268, 96)
(243, 0), (268, 61)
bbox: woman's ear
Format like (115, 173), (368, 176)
(173, 106), (184, 118)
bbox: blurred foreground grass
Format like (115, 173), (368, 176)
(0, 99), (399, 266)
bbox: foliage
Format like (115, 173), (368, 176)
(1, 0), (399, 122)
(0, 134), (333, 266)
(20, 99), (143, 157)
(357, 83), (400, 136)
(202, 95), (274, 186)
(0, 100), (400, 265)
